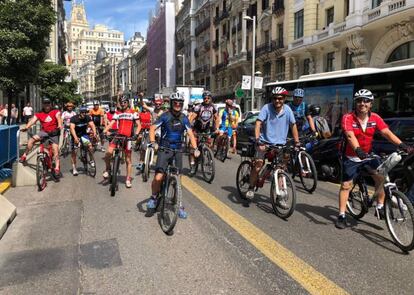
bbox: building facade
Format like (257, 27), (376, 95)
(78, 60), (95, 101)
(131, 45), (148, 93)
(94, 45), (122, 101)
(47, 0), (67, 65)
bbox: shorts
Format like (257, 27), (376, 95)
(341, 157), (381, 182)
(70, 135), (91, 151)
(219, 126), (233, 138)
(36, 131), (59, 145)
(254, 143), (267, 160)
(155, 148), (183, 174)
(109, 137), (132, 154)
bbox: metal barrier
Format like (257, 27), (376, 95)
(0, 125), (19, 168)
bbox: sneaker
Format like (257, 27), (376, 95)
(375, 207), (385, 220)
(72, 168), (79, 176)
(146, 197), (158, 210)
(101, 147), (106, 152)
(178, 207), (188, 219)
(102, 170), (110, 179)
(19, 155), (26, 163)
(246, 189), (255, 199)
(126, 177), (132, 188)
(335, 215), (348, 229)
(135, 163), (143, 171)
(54, 168), (61, 177)
(89, 161), (95, 168)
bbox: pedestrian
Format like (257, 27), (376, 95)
(23, 102), (33, 124)
(0, 104), (8, 125)
(10, 104), (18, 125)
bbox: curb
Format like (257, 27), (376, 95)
(0, 192), (17, 239)
(0, 178), (12, 194)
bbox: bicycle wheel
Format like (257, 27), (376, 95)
(201, 146), (215, 183)
(188, 152), (198, 177)
(87, 150), (96, 178)
(159, 174), (180, 234)
(110, 154), (120, 196)
(218, 136), (228, 162)
(385, 191), (414, 252)
(346, 181), (368, 220)
(142, 147), (153, 182)
(60, 135), (68, 157)
(36, 156), (47, 191)
(236, 160), (253, 200)
(81, 148), (88, 173)
(270, 170), (296, 219)
(297, 151), (318, 193)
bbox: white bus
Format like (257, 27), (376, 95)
(266, 65), (414, 133)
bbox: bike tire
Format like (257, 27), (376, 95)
(159, 174), (180, 235)
(236, 160), (253, 200)
(110, 154), (120, 196)
(142, 147), (152, 182)
(270, 170), (296, 219)
(188, 152), (198, 177)
(60, 135), (68, 157)
(81, 148), (88, 173)
(297, 151), (318, 193)
(220, 136), (229, 162)
(346, 181), (368, 220)
(385, 190), (414, 252)
(87, 149), (96, 178)
(36, 156), (47, 191)
(201, 146), (215, 183)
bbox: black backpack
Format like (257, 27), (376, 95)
(314, 116), (332, 139)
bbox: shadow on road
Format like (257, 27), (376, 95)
(136, 198), (156, 217)
(350, 227), (407, 254)
(221, 185), (274, 214)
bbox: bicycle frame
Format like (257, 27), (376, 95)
(39, 140), (55, 170)
(160, 147), (183, 206)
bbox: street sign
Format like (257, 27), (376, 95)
(254, 76), (263, 89)
(235, 88), (244, 98)
(241, 75), (251, 90)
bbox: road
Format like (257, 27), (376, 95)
(0, 148), (413, 294)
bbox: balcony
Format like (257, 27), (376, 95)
(195, 18), (211, 36)
(272, 0), (284, 16)
(194, 64), (210, 75)
(367, 0), (409, 22)
(214, 9), (230, 26)
(212, 61), (227, 74)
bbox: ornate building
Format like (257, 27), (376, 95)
(94, 45), (122, 101)
(131, 45), (148, 93)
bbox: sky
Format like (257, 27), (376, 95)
(64, 0), (155, 40)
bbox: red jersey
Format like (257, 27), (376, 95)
(341, 112), (388, 157)
(107, 111), (120, 130)
(35, 109), (61, 133)
(112, 109), (139, 137)
(140, 111), (151, 129)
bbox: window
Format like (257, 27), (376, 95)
(372, 0), (383, 8)
(262, 0), (269, 11)
(344, 48), (355, 69)
(294, 10), (304, 39)
(326, 52), (335, 72)
(326, 7), (334, 26)
(387, 41), (414, 63)
(303, 58), (310, 75)
(223, 0), (226, 11)
(345, 0), (350, 16)
(264, 30), (270, 45)
(277, 23), (284, 47)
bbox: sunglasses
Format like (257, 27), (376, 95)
(355, 98), (372, 104)
(272, 96), (285, 101)
(173, 101), (183, 106)
(204, 96), (211, 99)
(120, 101), (128, 104)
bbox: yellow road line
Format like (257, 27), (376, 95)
(0, 178), (11, 194)
(182, 176), (349, 295)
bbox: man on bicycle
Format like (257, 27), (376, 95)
(146, 92), (199, 217)
(89, 100), (105, 151)
(189, 90), (219, 164)
(336, 89), (413, 229)
(136, 99), (152, 170)
(20, 98), (63, 175)
(288, 88), (317, 136)
(217, 99), (239, 154)
(103, 96), (141, 188)
(246, 87), (299, 201)
(105, 103), (119, 132)
(69, 106), (97, 176)
(62, 102), (76, 128)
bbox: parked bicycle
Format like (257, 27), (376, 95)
(236, 142), (297, 219)
(188, 132), (215, 183)
(214, 131), (229, 162)
(74, 136), (96, 177)
(347, 151), (414, 252)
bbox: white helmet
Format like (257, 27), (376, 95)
(354, 89), (374, 101)
(271, 87), (289, 96)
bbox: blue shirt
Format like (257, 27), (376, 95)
(155, 111), (191, 149)
(288, 101), (308, 130)
(257, 104), (296, 145)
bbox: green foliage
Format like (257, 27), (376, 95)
(0, 0), (56, 93)
(38, 62), (82, 105)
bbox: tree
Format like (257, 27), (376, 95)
(0, 0), (55, 122)
(38, 62), (82, 106)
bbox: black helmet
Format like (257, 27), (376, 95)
(42, 97), (51, 104)
(308, 104), (321, 116)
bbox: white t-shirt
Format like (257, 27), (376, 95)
(23, 106), (33, 116)
(62, 111), (77, 126)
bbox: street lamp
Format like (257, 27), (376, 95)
(154, 68), (161, 93)
(177, 54), (185, 85)
(243, 15), (256, 111)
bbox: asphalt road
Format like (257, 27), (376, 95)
(0, 147), (413, 294)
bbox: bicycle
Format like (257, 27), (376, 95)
(74, 136), (96, 177)
(236, 142), (297, 219)
(60, 126), (71, 157)
(106, 134), (134, 196)
(346, 151), (414, 252)
(142, 143), (155, 182)
(286, 137), (318, 193)
(156, 147), (184, 235)
(188, 132), (215, 183)
(214, 131), (229, 162)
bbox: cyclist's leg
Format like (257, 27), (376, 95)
(338, 158), (359, 215)
(124, 140), (133, 179)
(71, 135), (77, 167)
(104, 142), (115, 173)
(368, 158), (385, 206)
(232, 129), (237, 153)
(249, 146), (266, 187)
(21, 132), (42, 159)
(49, 134), (61, 171)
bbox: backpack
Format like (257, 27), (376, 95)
(314, 116), (332, 139)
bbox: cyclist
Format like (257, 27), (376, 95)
(336, 89), (414, 229)
(20, 98), (63, 175)
(216, 99), (239, 154)
(246, 87), (299, 201)
(103, 96), (141, 188)
(136, 100), (152, 169)
(69, 106), (97, 176)
(105, 103), (119, 132)
(288, 88), (317, 136)
(146, 92), (199, 217)
(61, 102), (76, 128)
(230, 104), (240, 154)
(189, 90), (220, 164)
(89, 100), (105, 151)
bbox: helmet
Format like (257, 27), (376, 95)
(154, 97), (163, 104)
(354, 89), (374, 101)
(202, 90), (212, 99)
(42, 97), (51, 104)
(79, 105), (88, 113)
(170, 92), (184, 108)
(93, 100), (100, 106)
(271, 87), (289, 96)
(293, 88), (305, 98)
(120, 96), (129, 104)
(308, 104), (321, 116)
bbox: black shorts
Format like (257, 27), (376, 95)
(341, 157), (381, 182)
(155, 149), (182, 174)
